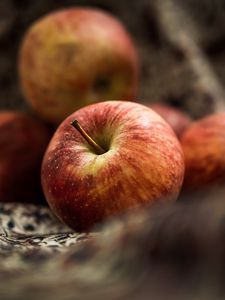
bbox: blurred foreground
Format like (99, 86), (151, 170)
(1, 192), (225, 300)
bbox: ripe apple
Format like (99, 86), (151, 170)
(0, 111), (51, 203)
(180, 113), (225, 193)
(19, 7), (139, 125)
(41, 101), (184, 231)
(148, 103), (192, 139)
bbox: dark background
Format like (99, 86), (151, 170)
(1, 0), (225, 118)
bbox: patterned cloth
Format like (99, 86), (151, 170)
(0, 203), (93, 275)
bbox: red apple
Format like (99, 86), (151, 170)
(41, 101), (184, 231)
(148, 103), (192, 139)
(19, 7), (139, 125)
(0, 111), (51, 203)
(181, 113), (225, 193)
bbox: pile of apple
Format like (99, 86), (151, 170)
(1, 7), (225, 231)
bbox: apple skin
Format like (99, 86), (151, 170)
(19, 7), (139, 125)
(180, 113), (225, 193)
(148, 103), (192, 139)
(41, 101), (184, 231)
(0, 111), (51, 203)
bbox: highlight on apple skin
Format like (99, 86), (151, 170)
(41, 101), (185, 231)
(19, 7), (139, 125)
(148, 103), (192, 139)
(0, 111), (51, 203)
(181, 113), (225, 194)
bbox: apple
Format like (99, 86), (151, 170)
(180, 113), (225, 193)
(148, 103), (192, 139)
(19, 7), (139, 125)
(0, 111), (51, 203)
(41, 101), (184, 231)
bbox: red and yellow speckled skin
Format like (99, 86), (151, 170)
(42, 101), (184, 231)
(181, 113), (225, 191)
(0, 112), (51, 203)
(148, 103), (192, 139)
(19, 7), (139, 124)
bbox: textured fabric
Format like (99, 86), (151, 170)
(0, 203), (93, 268)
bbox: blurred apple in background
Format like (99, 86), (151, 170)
(19, 7), (139, 125)
(148, 103), (192, 139)
(0, 112), (50, 203)
(180, 113), (225, 196)
(41, 101), (184, 231)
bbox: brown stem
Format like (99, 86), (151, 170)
(71, 120), (106, 155)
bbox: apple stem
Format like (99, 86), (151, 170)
(71, 120), (106, 155)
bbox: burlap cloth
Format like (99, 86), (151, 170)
(1, 0), (225, 299)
